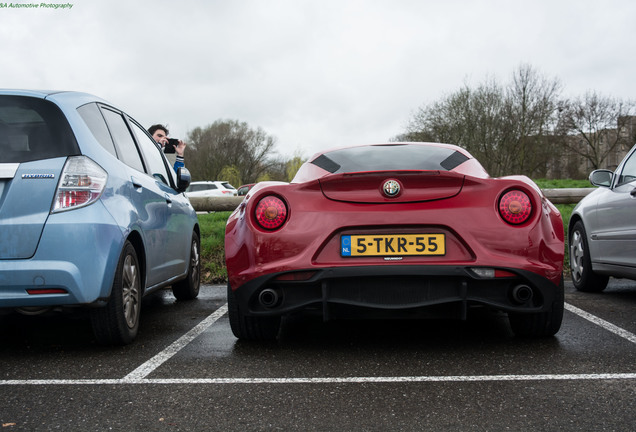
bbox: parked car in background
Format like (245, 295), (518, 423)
(0, 90), (201, 345)
(237, 183), (255, 196)
(185, 180), (237, 198)
(225, 142), (565, 341)
(569, 143), (636, 292)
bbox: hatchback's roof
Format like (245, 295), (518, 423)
(0, 89), (109, 106)
(0, 89), (58, 98)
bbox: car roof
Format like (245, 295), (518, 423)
(0, 89), (109, 106)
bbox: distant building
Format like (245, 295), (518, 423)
(544, 116), (636, 179)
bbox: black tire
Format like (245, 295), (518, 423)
(227, 283), (280, 341)
(569, 220), (609, 292)
(172, 231), (201, 301)
(91, 241), (141, 345)
(509, 276), (564, 338)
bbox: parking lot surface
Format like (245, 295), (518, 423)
(1, 280), (635, 431)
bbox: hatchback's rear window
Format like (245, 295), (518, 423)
(311, 144), (469, 174)
(0, 96), (79, 163)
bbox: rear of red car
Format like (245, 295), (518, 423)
(225, 143), (564, 340)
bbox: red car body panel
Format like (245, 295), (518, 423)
(225, 143), (564, 339)
(227, 176), (563, 286)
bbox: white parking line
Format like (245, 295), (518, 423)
(1, 301), (635, 387)
(123, 304), (228, 380)
(1, 373), (636, 386)
(565, 302), (636, 344)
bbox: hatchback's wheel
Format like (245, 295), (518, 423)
(172, 231), (201, 300)
(227, 284), (280, 341)
(569, 221), (609, 292)
(509, 277), (564, 338)
(91, 241), (141, 345)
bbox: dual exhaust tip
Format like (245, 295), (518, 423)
(258, 288), (281, 309)
(511, 284), (533, 305)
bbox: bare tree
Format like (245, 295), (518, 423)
(557, 92), (636, 170)
(399, 65), (562, 177)
(504, 64), (561, 175)
(186, 120), (277, 184)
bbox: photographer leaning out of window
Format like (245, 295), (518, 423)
(148, 124), (186, 173)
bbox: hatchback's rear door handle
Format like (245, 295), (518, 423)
(630, 188), (636, 197)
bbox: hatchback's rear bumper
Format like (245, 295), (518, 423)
(0, 207), (125, 308)
(232, 265), (562, 320)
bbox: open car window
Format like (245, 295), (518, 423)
(129, 118), (175, 186)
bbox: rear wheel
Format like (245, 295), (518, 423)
(172, 231), (201, 300)
(508, 277), (564, 338)
(91, 241), (141, 345)
(227, 284), (280, 341)
(569, 221), (609, 292)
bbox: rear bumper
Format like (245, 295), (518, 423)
(0, 260), (97, 307)
(232, 265), (562, 319)
(0, 208), (125, 308)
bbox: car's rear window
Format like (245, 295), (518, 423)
(311, 144), (469, 174)
(0, 95), (79, 163)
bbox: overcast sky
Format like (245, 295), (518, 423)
(2, 0), (635, 159)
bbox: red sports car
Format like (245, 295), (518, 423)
(225, 143), (564, 340)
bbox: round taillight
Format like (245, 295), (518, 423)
(499, 190), (532, 225)
(255, 196), (288, 230)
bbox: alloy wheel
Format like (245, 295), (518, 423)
(570, 229), (585, 284)
(122, 253), (140, 329)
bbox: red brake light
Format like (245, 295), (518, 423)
(274, 271), (317, 281)
(255, 196), (287, 230)
(499, 190), (532, 225)
(495, 269), (517, 278)
(26, 288), (68, 295)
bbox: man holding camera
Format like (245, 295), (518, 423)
(148, 124), (186, 173)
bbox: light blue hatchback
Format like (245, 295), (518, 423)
(0, 90), (200, 345)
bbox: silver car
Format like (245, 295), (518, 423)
(569, 143), (636, 292)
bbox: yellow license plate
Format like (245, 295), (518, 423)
(341, 234), (445, 257)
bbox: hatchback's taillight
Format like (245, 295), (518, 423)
(255, 196), (287, 230)
(52, 156), (107, 213)
(499, 190), (532, 225)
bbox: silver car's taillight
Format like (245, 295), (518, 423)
(52, 156), (107, 213)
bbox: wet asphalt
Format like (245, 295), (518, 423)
(0, 280), (635, 431)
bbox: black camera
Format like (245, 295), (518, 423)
(163, 138), (179, 154)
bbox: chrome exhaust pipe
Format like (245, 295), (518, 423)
(511, 284), (533, 304)
(258, 288), (281, 308)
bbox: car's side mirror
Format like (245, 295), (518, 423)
(176, 167), (191, 192)
(589, 169), (613, 188)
